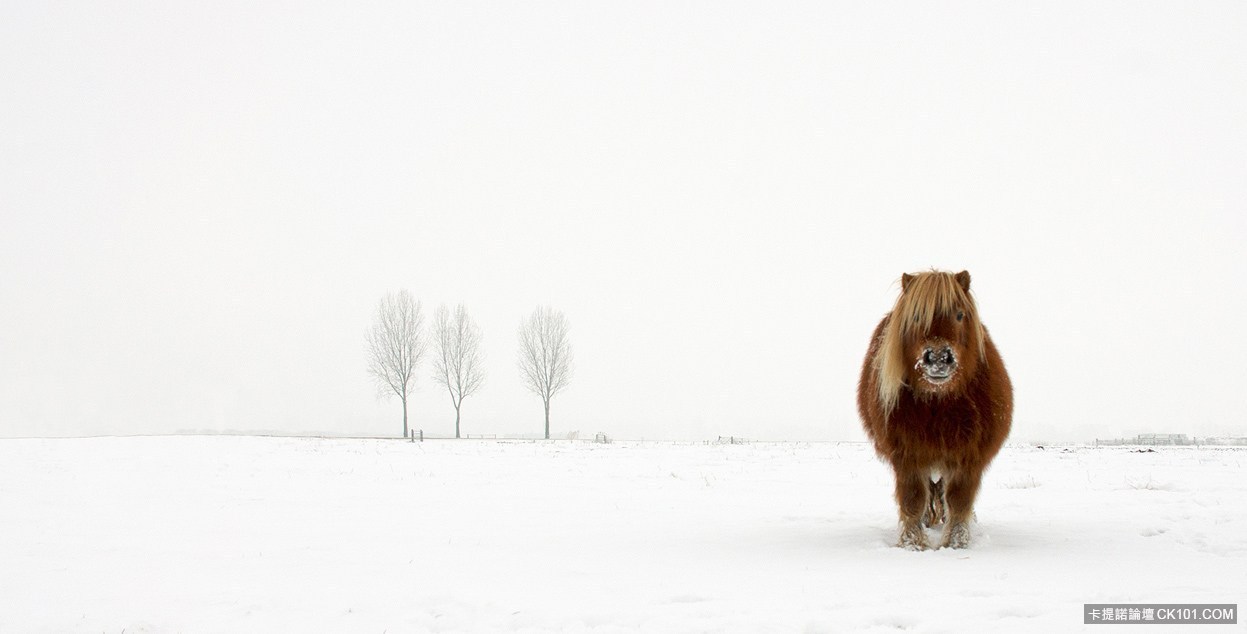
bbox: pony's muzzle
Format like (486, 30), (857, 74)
(921, 346), (956, 381)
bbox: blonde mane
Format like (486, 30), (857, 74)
(874, 271), (986, 418)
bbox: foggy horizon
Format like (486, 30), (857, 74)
(3, 2), (1245, 444)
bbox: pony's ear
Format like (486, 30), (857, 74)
(955, 270), (971, 292)
(901, 273), (915, 292)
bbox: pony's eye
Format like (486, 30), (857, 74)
(956, 311), (964, 322)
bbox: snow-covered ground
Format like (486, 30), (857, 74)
(0, 437), (1242, 632)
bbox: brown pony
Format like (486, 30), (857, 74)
(857, 270), (1012, 550)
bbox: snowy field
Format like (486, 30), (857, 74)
(1, 437), (1243, 633)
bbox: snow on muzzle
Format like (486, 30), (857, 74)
(918, 345), (956, 383)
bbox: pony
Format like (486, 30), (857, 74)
(857, 270), (1012, 550)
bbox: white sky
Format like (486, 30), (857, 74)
(2, 2), (1245, 442)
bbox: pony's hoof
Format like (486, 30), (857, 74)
(941, 522), (971, 549)
(898, 524), (929, 551)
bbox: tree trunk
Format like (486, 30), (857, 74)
(402, 397), (409, 439)
(544, 400), (550, 440)
(455, 405), (461, 439)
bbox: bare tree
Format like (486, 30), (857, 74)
(517, 306), (573, 440)
(366, 290), (427, 438)
(431, 303), (486, 439)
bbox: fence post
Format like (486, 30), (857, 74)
(420, 429), (424, 442)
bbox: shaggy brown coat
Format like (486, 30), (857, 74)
(857, 270), (1012, 550)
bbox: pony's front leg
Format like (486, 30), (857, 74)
(941, 469), (982, 549)
(893, 467), (930, 550)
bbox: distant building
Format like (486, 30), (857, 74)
(1095, 434), (1247, 447)
(1136, 433), (1190, 446)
